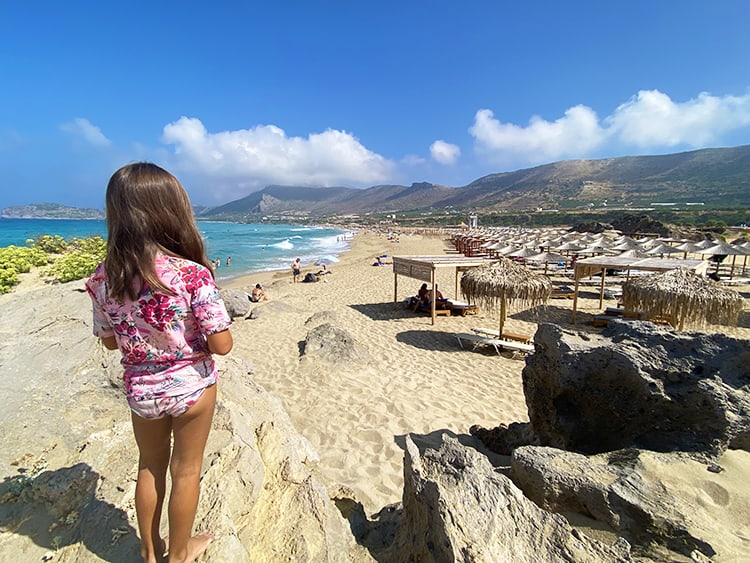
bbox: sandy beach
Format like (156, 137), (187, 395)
(217, 228), (750, 515)
(2, 226), (750, 559)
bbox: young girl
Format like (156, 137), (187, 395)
(86, 162), (233, 563)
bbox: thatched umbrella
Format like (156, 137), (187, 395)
(460, 258), (552, 334)
(526, 250), (569, 274)
(700, 240), (749, 279)
(621, 268), (743, 330)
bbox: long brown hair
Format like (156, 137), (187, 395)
(105, 162), (212, 301)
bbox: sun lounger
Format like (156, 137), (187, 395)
(455, 333), (534, 355)
(550, 285), (575, 299)
(413, 301), (451, 316)
(447, 299), (479, 316)
(720, 278), (750, 286)
(470, 327), (533, 344)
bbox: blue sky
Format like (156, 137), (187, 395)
(1, 1), (749, 209)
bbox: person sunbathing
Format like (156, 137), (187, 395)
(249, 283), (267, 302)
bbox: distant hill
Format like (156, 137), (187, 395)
(6, 145), (750, 221)
(197, 145), (750, 220)
(1, 203), (105, 219)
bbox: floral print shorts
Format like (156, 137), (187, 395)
(128, 386), (207, 419)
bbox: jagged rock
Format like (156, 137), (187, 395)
(220, 288), (251, 318)
(470, 421), (539, 455)
(301, 323), (371, 364)
(610, 215), (670, 237)
(570, 221), (613, 234)
(382, 434), (631, 562)
(0, 281), (371, 561)
(305, 310), (339, 327)
(524, 322), (750, 457)
(510, 446), (733, 560)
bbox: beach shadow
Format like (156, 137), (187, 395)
(350, 302), (419, 321)
(515, 304), (606, 335)
(0, 463), (140, 561)
(394, 330), (459, 352)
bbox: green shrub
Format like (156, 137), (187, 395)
(32, 234), (68, 253)
(46, 236), (106, 283)
(0, 246), (51, 293)
(0, 267), (19, 294)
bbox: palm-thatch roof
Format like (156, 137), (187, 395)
(461, 258), (552, 333)
(621, 268), (744, 330)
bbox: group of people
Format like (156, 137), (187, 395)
(412, 282), (447, 310)
(212, 257), (230, 269)
(372, 255), (393, 266)
(291, 258), (332, 283)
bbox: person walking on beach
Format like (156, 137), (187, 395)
(291, 257), (301, 282)
(85, 162), (233, 563)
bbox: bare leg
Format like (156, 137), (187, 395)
(167, 384), (216, 563)
(131, 413), (173, 563)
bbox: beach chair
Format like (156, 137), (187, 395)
(455, 332), (534, 355)
(448, 299), (479, 316)
(550, 285), (575, 299)
(414, 300), (452, 316)
(470, 327), (533, 344)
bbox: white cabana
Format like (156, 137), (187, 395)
(392, 255), (495, 324)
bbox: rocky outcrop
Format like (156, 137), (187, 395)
(523, 321), (750, 457)
(381, 434), (632, 562)
(301, 322), (371, 364)
(0, 281), (370, 562)
(220, 288), (252, 318)
(511, 447), (718, 560)
(469, 421), (539, 455)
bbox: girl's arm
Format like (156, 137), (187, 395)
(207, 329), (233, 355)
(101, 336), (119, 350)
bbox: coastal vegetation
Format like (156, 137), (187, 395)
(0, 235), (105, 293)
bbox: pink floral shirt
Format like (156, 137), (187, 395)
(85, 254), (232, 401)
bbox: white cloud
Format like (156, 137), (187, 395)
(469, 90), (750, 167)
(60, 118), (111, 147)
(430, 140), (461, 165)
(161, 117), (393, 198)
(606, 89), (750, 147)
(469, 106), (604, 166)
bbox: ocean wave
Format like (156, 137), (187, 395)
(273, 239), (294, 250)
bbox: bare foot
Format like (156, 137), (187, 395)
(168, 531), (214, 563)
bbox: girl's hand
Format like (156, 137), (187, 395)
(207, 329), (233, 355)
(101, 336), (118, 350)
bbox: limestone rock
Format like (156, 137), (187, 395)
(523, 321), (750, 457)
(302, 323), (371, 364)
(383, 434), (631, 562)
(469, 421), (539, 455)
(510, 446), (745, 560)
(220, 288), (251, 318)
(0, 280), (370, 562)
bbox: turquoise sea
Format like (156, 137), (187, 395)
(0, 218), (352, 281)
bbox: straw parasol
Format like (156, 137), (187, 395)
(621, 268), (744, 330)
(460, 258), (552, 334)
(526, 250), (569, 274)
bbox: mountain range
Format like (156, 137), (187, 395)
(199, 145), (750, 221)
(3, 145), (749, 221)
